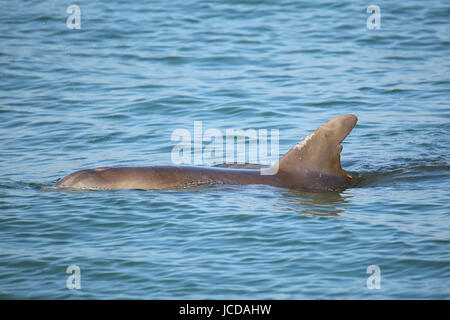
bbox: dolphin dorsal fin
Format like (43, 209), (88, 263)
(273, 114), (357, 178)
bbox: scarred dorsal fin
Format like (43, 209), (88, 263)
(273, 114), (357, 179)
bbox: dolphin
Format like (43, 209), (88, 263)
(55, 114), (357, 191)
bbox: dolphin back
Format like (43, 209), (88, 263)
(54, 115), (358, 191)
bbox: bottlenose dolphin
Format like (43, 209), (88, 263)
(55, 114), (357, 191)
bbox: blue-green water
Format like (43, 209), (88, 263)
(0, 0), (449, 299)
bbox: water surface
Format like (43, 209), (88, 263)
(0, 0), (449, 299)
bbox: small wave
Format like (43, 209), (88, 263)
(350, 164), (450, 188)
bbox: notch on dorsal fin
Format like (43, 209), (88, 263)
(271, 114), (357, 179)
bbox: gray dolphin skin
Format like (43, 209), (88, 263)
(55, 114), (357, 191)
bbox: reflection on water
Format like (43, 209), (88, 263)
(278, 189), (349, 216)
